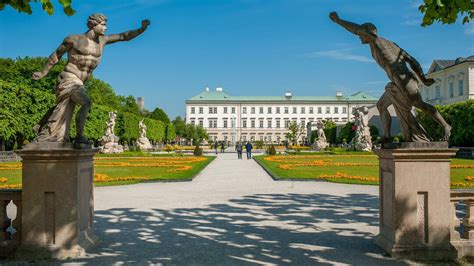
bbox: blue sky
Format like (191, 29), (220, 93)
(0, 0), (472, 118)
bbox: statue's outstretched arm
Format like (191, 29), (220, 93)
(400, 47), (435, 86)
(329, 12), (375, 41)
(32, 36), (73, 80)
(106, 19), (150, 44)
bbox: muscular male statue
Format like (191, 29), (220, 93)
(329, 12), (451, 142)
(32, 14), (150, 144)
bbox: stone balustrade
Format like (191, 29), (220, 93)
(450, 189), (474, 257)
(0, 189), (22, 256)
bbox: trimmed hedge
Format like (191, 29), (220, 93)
(417, 100), (474, 147)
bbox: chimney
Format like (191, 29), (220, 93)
(336, 91), (343, 97)
(285, 91), (292, 100)
(216, 87), (223, 92)
(205, 87), (210, 91)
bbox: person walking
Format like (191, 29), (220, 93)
(245, 141), (253, 160)
(235, 141), (243, 159)
(213, 141), (218, 155)
(220, 141), (225, 153)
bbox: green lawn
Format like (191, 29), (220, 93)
(0, 154), (215, 188)
(254, 153), (474, 188)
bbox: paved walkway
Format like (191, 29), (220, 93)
(70, 153), (406, 265)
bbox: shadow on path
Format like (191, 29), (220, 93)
(73, 192), (406, 265)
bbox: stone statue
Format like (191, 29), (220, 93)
(353, 107), (372, 151)
(330, 12), (451, 143)
(99, 111), (123, 153)
(136, 119), (153, 150)
(312, 120), (328, 150)
(31, 13), (150, 146)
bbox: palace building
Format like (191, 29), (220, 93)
(185, 88), (378, 143)
(420, 55), (474, 106)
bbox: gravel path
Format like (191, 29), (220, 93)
(68, 152), (407, 265)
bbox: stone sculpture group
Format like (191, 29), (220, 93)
(353, 107), (372, 152)
(99, 111), (123, 154)
(136, 119), (153, 151)
(312, 120), (328, 150)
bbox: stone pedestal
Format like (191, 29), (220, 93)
(374, 142), (457, 260)
(15, 144), (98, 259)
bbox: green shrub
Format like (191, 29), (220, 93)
(267, 145), (276, 155)
(193, 145), (203, 156)
(255, 140), (264, 149)
(417, 100), (474, 146)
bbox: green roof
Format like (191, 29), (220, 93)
(186, 90), (377, 103)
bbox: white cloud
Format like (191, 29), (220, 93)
(305, 48), (373, 63)
(464, 24), (474, 35)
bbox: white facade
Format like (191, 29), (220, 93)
(185, 89), (377, 144)
(420, 56), (474, 106)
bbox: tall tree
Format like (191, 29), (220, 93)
(85, 78), (121, 110)
(149, 107), (170, 124)
(118, 95), (140, 115)
(419, 0), (473, 26)
(172, 116), (187, 138)
(0, 0), (75, 16)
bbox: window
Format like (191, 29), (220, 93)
(317, 107), (322, 114)
(267, 107), (272, 114)
(190, 118), (195, 125)
(342, 107), (347, 114)
(449, 82), (454, 97)
(242, 135), (247, 141)
(191, 107), (195, 114)
(223, 119), (228, 128)
(251, 107), (256, 114)
(267, 119), (272, 128)
(243, 107), (247, 114)
(284, 107), (289, 114)
(334, 107), (339, 114)
(209, 107), (213, 114)
(242, 119), (247, 128)
(260, 135), (264, 141)
(198, 119), (203, 127)
(268, 136), (272, 142)
(284, 119), (290, 128)
(301, 107), (305, 114)
(292, 107), (297, 114)
(436, 86), (441, 99)
(309, 107), (314, 114)
(199, 107), (203, 114)
(352, 107), (356, 113)
(276, 119), (281, 128)
(276, 107), (280, 114)
(459, 80), (464, 96)
(251, 119), (256, 128)
(223, 107), (228, 114)
(259, 119), (264, 128)
(231, 107), (236, 114)
(259, 107), (264, 114)
(326, 107), (330, 114)
(301, 119), (306, 128)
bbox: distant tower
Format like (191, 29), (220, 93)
(136, 97), (144, 112)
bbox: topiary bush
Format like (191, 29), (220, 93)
(267, 145), (276, 155)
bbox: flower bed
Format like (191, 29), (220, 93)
(255, 154), (474, 187)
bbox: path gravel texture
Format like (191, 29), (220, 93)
(66, 152), (408, 265)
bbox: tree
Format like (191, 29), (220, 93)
(323, 120), (337, 144)
(149, 107), (170, 124)
(85, 78), (121, 110)
(419, 0), (473, 26)
(118, 95), (140, 115)
(285, 121), (305, 145)
(0, 0), (75, 16)
(165, 124), (176, 142)
(172, 116), (187, 138)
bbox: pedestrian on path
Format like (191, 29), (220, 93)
(220, 141), (225, 153)
(235, 141), (243, 159)
(245, 141), (253, 159)
(214, 141), (218, 154)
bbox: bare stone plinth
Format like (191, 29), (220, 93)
(14, 147), (99, 259)
(374, 143), (458, 260)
